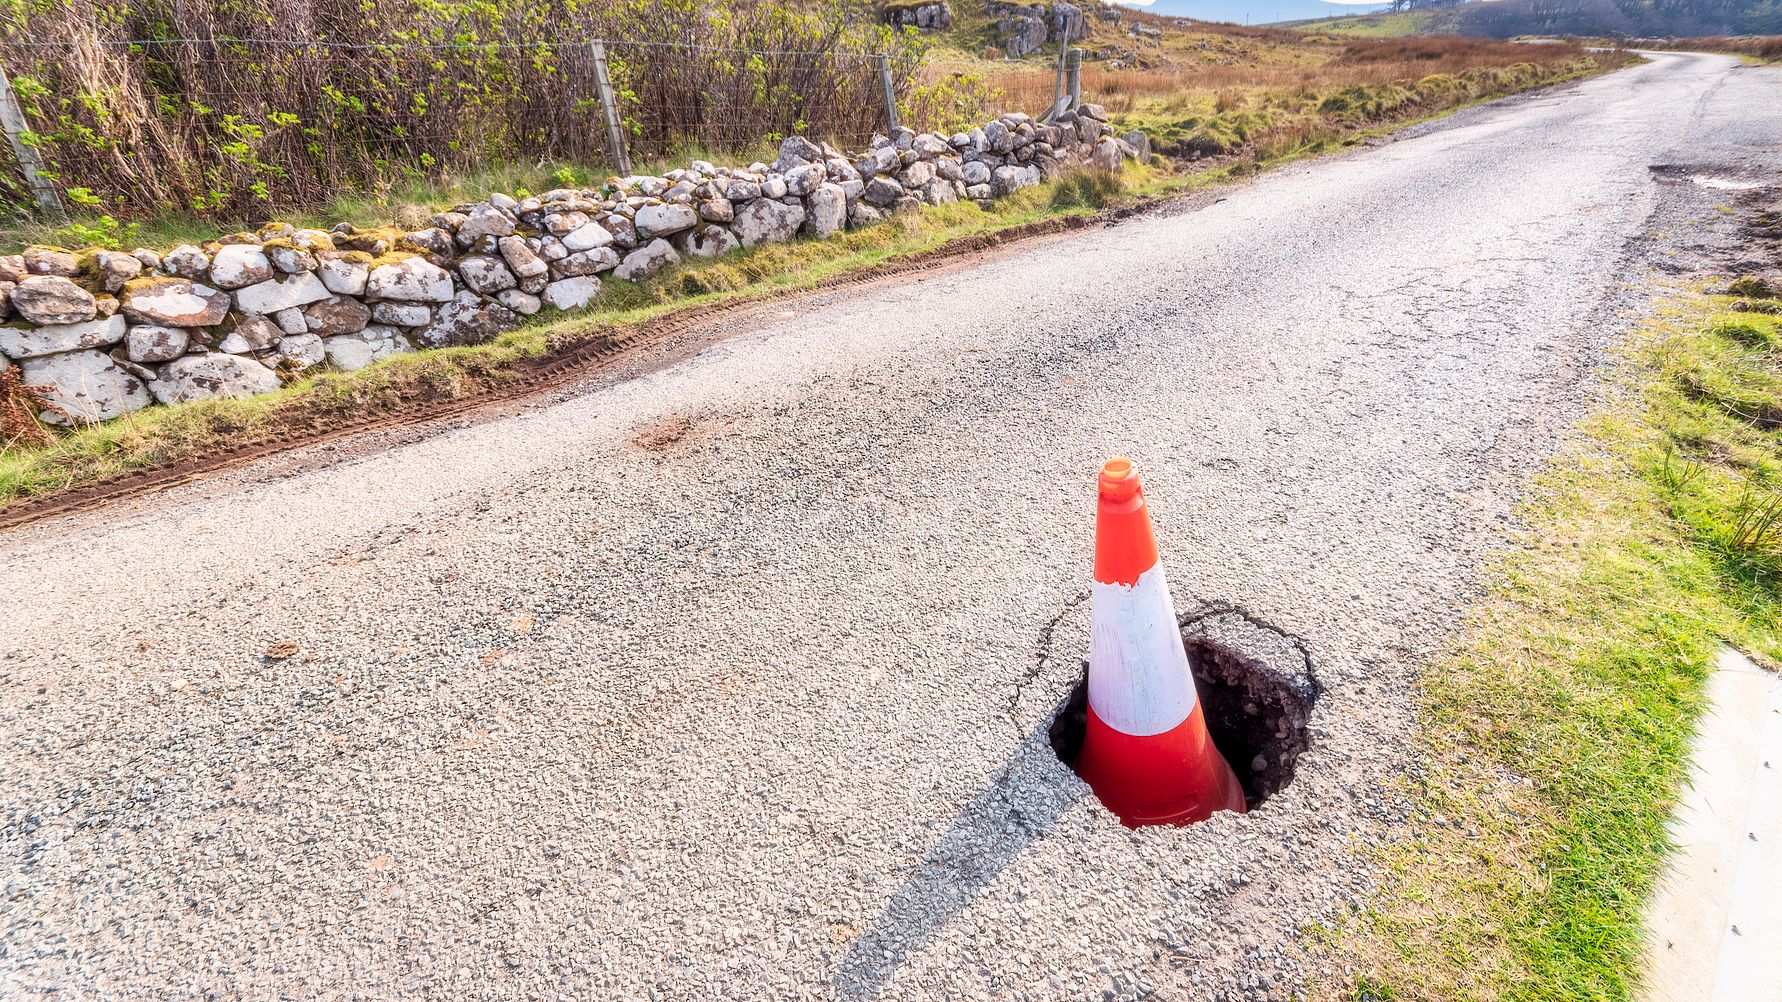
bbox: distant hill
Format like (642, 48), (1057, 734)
(1283, 0), (1782, 38)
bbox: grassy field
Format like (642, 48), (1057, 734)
(1321, 283), (1782, 1000)
(1281, 11), (1452, 37)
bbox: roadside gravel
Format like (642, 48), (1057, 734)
(3, 51), (1778, 1002)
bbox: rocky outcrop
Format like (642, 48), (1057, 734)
(4, 105), (1139, 426)
(882, 2), (953, 31)
(990, 2), (1085, 57)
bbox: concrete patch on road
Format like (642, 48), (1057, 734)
(1642, 646), (1782, 1002)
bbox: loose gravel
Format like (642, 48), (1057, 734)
(3, 51), (1779, 1002)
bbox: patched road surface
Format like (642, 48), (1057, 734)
(4, 51), (1778, 1002)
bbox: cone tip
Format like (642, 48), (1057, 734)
(1098, 456), (1142, 502)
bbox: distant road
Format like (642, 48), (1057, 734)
(4, 51), (1776, 1002)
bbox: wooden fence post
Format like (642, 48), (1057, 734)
(1067, 48), (1082, 111)
(876, 53), (899, 133)
(589, 40), (632, 176)
(0, 64), (64, 219)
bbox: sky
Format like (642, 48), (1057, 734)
(1115, 0), (1394, 26)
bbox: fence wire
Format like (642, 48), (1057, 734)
(0, 35), (918, 222)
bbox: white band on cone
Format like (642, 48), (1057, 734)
(1088, 562), (1198, 737)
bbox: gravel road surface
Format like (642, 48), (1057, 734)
(5, 51), (1779, 1002)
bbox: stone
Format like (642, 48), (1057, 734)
(1092, 136), (1124, 171)
(0, 314), (126, 358)
(275, 332), (326, 369)
(302, 295), (372, 336)
(863, 177), (905, 208)
(120, 277), (231, 327)
(495, 289), (541, 315)
(366, 256), (456, 302)
(125, 324), (190, 363)
(848, 202), (886, 229)
(696, 198), (735, 224)
(162, 244), (211, 279)
(724, 179), (761, 201)
(613, 239), (681, 281)
(497, 236), (549, 279)
(371, 302), (432, 327)
(415, 291), (521, 348)
(635, 202), (700, 240)
(553, 247), (621, 278)
(775, 136), (824, 170)
(131, 248), (162, 271)
(919, 177), (959, 205)
(1079, 102), (1108, 121)
(562, 220), (615, 252)
(488, 191), (519, 212)
(457, 254), (517, 294)
(456, 203), (517, 244)
(542, 276), (601, 311)
(0, 280), (12, 319)
(23, 246), (80, 276)
(10, 276), (97, 326)
(804, 184), (847, 239)
(290, 229), (335, 252)
(0, 254), (24, 283)
(217, 315), (282, 353)
(784, 163), (826, 197)
(1121, 130), (1151, 160)
(20, 350), (150, 424)
(543, 211), (590, 236)
(150, 353), (281, 405)
(234, 271), (331, 315)
(900, 160), (936, 188)
(760, 177), (789, 200)
(209, 245), (274, 289)
(316, 251), (371, 296)
(912, 133), (950, 157)
(273, 308), (309, 335)
(605, 215), (638, 249)
(963, 160), (992, 186)
(998, 14), (1048, 58)
(266, 244), (317, 273)
(673, 224), (742, 260)
(732, 198), (807, 248)
(403, 228), (456, 260)
(883, 1), (953, 30)
(91, 251), (143, 293)
(323, 329), (409, 371)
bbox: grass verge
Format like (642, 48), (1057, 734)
(1322, 284), (1782, 1000)
(0, 55), (1626, 508)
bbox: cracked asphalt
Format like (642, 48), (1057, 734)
(5, 51), (1780, 1002)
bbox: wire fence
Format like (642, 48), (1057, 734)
(0, 32), (940, 224)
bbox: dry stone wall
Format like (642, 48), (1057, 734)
(0, 107), (1142, 426)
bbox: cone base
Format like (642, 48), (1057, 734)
(1076, 702), (1247, 827)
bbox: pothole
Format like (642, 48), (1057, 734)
(1048, 607), (1318, 814)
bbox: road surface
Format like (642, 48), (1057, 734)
(3, 51), (1777, 1002)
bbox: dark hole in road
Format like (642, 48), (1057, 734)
(1047, 627), (1315, 813)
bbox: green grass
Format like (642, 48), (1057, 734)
(1283, 11), (1448, 37)
(1326, 286), (1782, 1000)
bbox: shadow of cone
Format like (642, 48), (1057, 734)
(1074, 457), (1246, 827)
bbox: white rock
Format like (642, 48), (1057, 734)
(150, 353), (281, 405)
(804, 184), (847, 239)
(542, 276), (601, 311)
(635, 202), (699, 239)
(495, 289), (542, 315)
(20, 350), (150, 424)
(272, 308), (308, 335)
(497, 236), (549, 279)
(161, 244), (211, 279)
(562, 221), (615, 252)
(125, 324), (189, 363)
(316, 252), (370, 295)
(613, 239), (681, 281)
(234, 271), (331, 314)
(0, 314), (125, 358)
(370, 302), (431, 327)
(208, 245), (273, 290)
(10, 276), (96, 326)
(457, 255), (517, 294)
(275, 333), (326, 369)
(366, 256), (456, 302)
(673, 224), (741, 260)
(732, 198), (807, 247)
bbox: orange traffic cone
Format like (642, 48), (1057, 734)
(1075, 457), (1247, 827)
